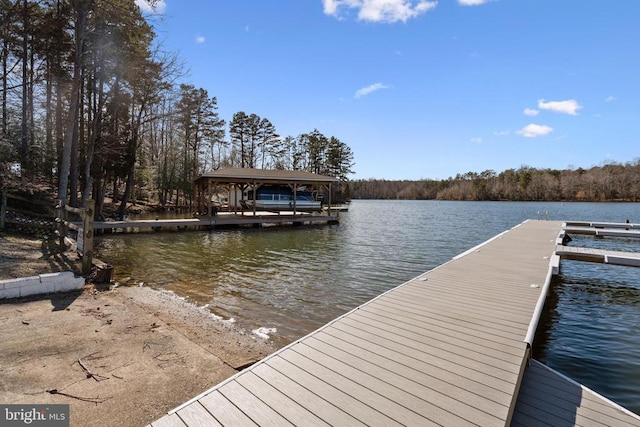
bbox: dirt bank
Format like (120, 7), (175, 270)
(0, 233), (278, 426)
(0, 234), (83, 279)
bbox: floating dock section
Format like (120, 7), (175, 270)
(149, 219), (640, 426)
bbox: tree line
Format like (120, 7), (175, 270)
(350, 161), (640, 202)
(0, 0), (355, 216)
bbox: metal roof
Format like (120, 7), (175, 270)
(195, 168), (339, 184)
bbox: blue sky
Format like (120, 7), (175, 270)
(136, 0), (639, 180)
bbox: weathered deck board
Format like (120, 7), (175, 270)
(347, 309), (523, 363)
(175, 403), (221, 427)
(353, 305), (524, 355)
(265, 355), (399, 427)
(308, 331), (511, 412)
(250, 363), (365, 427)
(300, 335), (507, 424)
(217, 380), (293, 426)
(197, 391), (256, 426)
(512, 360), (640, 427)
(148, 219), (639, 426)
(150, 413), (187, 427)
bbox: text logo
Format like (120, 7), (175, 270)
(1, 405), (69, 426)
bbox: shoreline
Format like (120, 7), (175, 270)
(0, 233), (278, 426)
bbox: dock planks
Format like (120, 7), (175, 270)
(149, 219), (639, 426)
(512, 360), (640, 427)
(149, 220), (564, 426)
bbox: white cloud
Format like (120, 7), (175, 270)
(517, 124), (553, 138)
(195, 35), (206, 44)
(605, 95), (618, 102)
(323, 0), (342, 15)
(323, 0), (437, 23)
(537, 99), (582, 115)
(458, 0), (492, 5)
(470, 137), (483, 144)
(524, 108), (539, 116)
(494, 130), (510, 136)
(354, 83), (389, 98)
(135, 0), (166, 15)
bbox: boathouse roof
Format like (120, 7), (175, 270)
(195, 167), (339, 185)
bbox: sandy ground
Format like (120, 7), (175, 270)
(0, 234), (83, 278)
(0, 233), (278, 426)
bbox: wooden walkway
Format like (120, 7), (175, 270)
(149, 220), (566, 426)
(513, 360), (640, 426)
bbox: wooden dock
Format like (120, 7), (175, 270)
(148, 220), (556, 426)
(93, 211), (339, 232)
(513, 360), (640, 426)
(147, 219), (640, 426)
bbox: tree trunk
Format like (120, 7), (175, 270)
(69, 112), (79, 206)
(20, 0), (28, 169)
(83, 51), (104, 206)
(45, 62), (54, 180)
(58, 0), (91, 203)
(1, 39), (7, 138)
(28, 37), (35, 173)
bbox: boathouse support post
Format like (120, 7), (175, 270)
(226, 184), (233, 213)
(293, 183), (298, 216)
(207, 180), (212, 218)
(252, 182), (257, 216)
(195, 180), (201, 215)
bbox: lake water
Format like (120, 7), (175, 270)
(94, 200), (640, 415)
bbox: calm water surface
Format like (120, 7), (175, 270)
(94, 200), (640, 414)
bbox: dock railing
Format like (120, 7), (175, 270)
(54, 199), (95, 275)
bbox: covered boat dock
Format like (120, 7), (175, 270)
(193, 168), (340, 219)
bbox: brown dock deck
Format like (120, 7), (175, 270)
(148, 219), (640, 426)
(513, 360), (640, 426)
